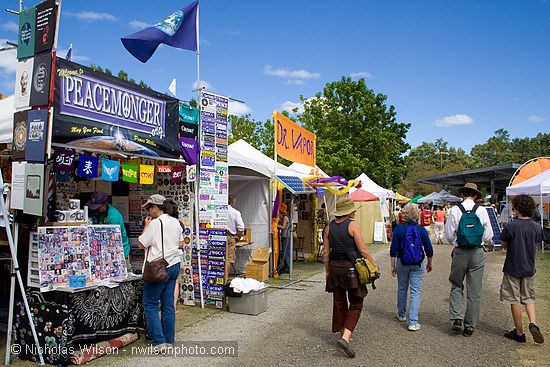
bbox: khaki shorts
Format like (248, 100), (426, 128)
(227, 235), (237, 263)
(500, 274), (535, 305)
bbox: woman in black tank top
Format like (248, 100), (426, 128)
(323, 198), (378, 358)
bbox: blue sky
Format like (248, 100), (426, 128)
(1, 0), (549, 153)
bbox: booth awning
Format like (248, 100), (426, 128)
(350, 189), (379, 202)
(277, 175), (316, 195)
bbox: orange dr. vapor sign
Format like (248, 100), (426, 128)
(273, 112), (316, 167)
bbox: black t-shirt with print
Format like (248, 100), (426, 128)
(501, 218), (544, 278)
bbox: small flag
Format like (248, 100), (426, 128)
(121, 1), (198, 63)
(77, 154), (99, 178)
(171, 165), (185, 184)
(122, 163), (139, 183)
(66, 44), (72, 61)
(53, 147), (75, 172)
(168, 78), (177, 97)
(139, 164), (155, 185)
(157, 165), (172, 173)
(101, 158), (120, 181)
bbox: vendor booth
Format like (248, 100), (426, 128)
(3, 56), (205, 364)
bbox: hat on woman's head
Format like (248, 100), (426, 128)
(142, 194), (166, 208)
(279, 203), (287, 214)
(457, 182), (482, 200)
(334, 197), (360, 217)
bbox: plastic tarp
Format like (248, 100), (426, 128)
(506, 169), (550, 203)
(0, 96), (14, 144)
(351, 173), (395, 199)
(410, 195), (424, 203)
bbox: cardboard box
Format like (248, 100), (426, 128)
(237, 228), (252, 244)
(228, 288), (268, 315)
(246, 262), (269, 281)
(251, 247), (269, 263)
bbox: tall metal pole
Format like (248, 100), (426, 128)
(193, 3), (204, 308)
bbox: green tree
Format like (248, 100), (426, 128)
(117, 70), (129, 81)
(299, 77), (410, 188)
(470, 128), (514, 167)
(228, 114), (263, 148)
(406, 138), (470, 171)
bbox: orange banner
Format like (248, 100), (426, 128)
(273, 112), (316, 166)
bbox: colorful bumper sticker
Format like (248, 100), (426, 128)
(122, 163), (138, 183)
(77, 154), (99, 178)
(139, 164), (154, 185)
(53, 147), (75, 172)
(171, 165), (185, 184)
(157, 165), (172, 173)
(101, 158), (120, 182)
(186, 165), (197, 182)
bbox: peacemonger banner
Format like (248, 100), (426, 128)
(53, 58), (181, 159)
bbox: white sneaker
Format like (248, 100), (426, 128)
(408, 323), (421, 331)
(396, 314), (407, 322)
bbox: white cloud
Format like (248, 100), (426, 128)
(281, 101), (304, 114)
(349, 71), (372, 79)
(0, 42), (17, 74)
(129, 20), (149, 30)
(228, 100), (251, 116)
(265, 65), (320, 80)
(192, 80), (212, 91)
(527, 115), (545, 122)
(65, 11), (117, 21)
(435, 114), (474, 127)
(286, 79), (305, 85)
(1, 21), (18, 32)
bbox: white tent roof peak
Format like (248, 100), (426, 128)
(288, 162), (329, 178)
(0, 95), (14, 144)
(506, 169), (550, 202)
(228, 139), (304, 178)
(352, 173), (395, 199)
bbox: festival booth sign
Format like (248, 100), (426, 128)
(273, 112), (316, 167)
(53, 58), (180, 159)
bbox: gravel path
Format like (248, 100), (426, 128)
(115, 244), (548, 367)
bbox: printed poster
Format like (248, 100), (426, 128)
(23, 163), (45, 216)
(10, 161), (27, 210)
(17, 6), (36, 60)
(30, 52), (53, 106)
(25, 109), (48, 162)
(88, 225), (127, 281)
(34, 0), (57, 54)
(14, 58), (34, 110)
(12, 110), (28, 160)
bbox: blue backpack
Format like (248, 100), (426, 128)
(400, 225), (423, 265)
(456, 204), (484, 247)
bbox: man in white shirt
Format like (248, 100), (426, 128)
(445, 183), (494, 337)
(226, 195), (245, 282)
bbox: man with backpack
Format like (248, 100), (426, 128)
(445, 183), (493, 337)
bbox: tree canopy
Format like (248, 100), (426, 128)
(299, 77), (410, 188)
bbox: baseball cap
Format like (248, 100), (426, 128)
(86, 192), (109, 210)
(142, 194), (166, 208)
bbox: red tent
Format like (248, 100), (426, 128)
(350, 189), (379, 202)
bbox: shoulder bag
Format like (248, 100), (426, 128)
(142, 219), (169, 283)
(330, 221), (380, 289)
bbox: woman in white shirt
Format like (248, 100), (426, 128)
(138, 194), (183, 351)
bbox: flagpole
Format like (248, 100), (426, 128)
(194, 2), (205, 309)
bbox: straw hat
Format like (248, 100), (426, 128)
(457, 183), (482, 200)
(334, 197), (360, 217)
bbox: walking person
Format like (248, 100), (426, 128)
(500, 195), (544, 344)
(420, 204), (433, 235)
(138, 194), (184, 352)
(432, 205), (447, 244)
(390, 203), (433, 331)
(324, 198), (378, 358)
(445, 183), (493, 336)
(227, 195), (245, 281)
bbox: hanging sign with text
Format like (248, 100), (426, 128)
(273, 111), (316, 167)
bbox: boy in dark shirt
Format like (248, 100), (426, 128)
(500, 195), (544, 344)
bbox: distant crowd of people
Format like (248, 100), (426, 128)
(324, 183), (545, 359)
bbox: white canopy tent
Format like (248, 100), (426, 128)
(351, 173), (395, 200)
(506, 169), (550, 203)
(0, 96), (14, 144)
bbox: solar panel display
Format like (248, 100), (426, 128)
(277, 175), (316, 195)
(486, 207), (501, 245)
